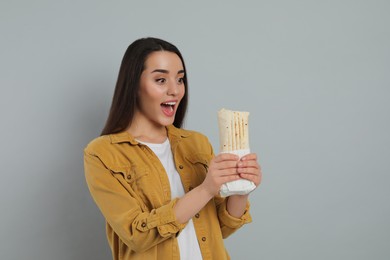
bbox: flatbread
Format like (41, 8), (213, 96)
(218, 108), (250, 152)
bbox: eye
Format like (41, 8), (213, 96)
(177, 77), (185, 84)
(156, 78), (166, 84)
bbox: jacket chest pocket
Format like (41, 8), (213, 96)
(110, 165), (158, 209)
(111, 166), (148, 184)
(186, 153), (212, 180)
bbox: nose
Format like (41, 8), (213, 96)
(167, 80), (179, 96)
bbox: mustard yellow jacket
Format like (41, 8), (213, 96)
(84, 125), (252, 260)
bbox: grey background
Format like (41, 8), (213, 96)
(1, 0), (389, 259)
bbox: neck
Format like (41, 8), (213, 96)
(126, 113), (168, 143)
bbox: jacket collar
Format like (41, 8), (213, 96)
(109, 125), (191, 145)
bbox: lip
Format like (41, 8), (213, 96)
(161, 99), (178, 104)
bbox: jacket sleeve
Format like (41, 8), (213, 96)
(214, 196), (252, 238)
(84, 150), (187, 253)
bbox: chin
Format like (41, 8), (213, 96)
(155, 117), (175, 127)
(161, 119), (175, 126)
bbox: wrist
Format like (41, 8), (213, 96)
(228, 194), (249, 202)
(226, 194), (249, 218)
(197, 183), (215, 201)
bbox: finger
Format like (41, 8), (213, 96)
(214, 153), (239, 163)
(220, 174), (241, 183)
(217, 160), (240, 170)
(241, 153), (257, 161)
(237, 167), (259, 175)
(237, 160), (260, 169)
(239, 173), (262, 186)
(219, 168), (240, 176)
(240, 169), (262, 181)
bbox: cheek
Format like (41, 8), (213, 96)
(140, 86), (163, 103)
(179, 86), (186, 99)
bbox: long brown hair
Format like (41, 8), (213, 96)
(101, 37), (188, 136)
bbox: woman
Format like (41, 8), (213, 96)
(84, 37), (262, 260)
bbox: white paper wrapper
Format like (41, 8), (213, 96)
(219, 149), (256, 197)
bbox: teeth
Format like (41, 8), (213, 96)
(163, 102), (176, 106)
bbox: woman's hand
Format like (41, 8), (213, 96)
(201, 153), (240, 196)
(187, 152), (261, 221)
(237, 153), (262, 187)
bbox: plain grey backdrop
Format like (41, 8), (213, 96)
(1, 0), (389, 259)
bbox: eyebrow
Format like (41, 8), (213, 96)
(151, 69), (185, 74)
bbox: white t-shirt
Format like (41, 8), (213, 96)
(137, 138), (203, 260)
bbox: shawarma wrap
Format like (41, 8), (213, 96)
(217, 108), (256, 197)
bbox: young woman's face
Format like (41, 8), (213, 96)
(136, 51), (185, 128)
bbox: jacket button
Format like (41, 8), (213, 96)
(127, 175), (131, 179)
(202, 237), (206, 242)
(179, 165), (184, 169)
(195, 213), (200, 218)
(141, 222), (146, 228)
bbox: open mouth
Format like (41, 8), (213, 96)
(161, 101), (176, 116)
(161, 101), (176, 110)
